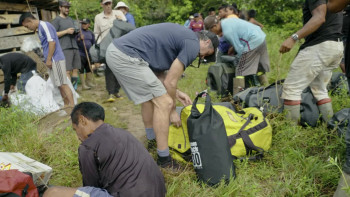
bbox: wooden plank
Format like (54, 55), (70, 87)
(0, 14), (20, 25)
(0, 26), (33, 38)
(0, 2), (35, 12)
(41, 9), (52, 22)
(0, 34), (38, 51)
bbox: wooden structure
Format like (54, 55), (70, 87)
(0, 0), (58, 83)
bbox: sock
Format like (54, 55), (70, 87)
(71, 77), (78, 90)
(157, 147), (170, 157)
(145, 128), (156, 140)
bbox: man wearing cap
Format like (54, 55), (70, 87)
(204, 15), (270, 94)
(114, 1), (135, 26)
(76, 18), (95, 90)
(105, 23), (218, 169)
(19, 12), (74, 108)
(0, 53), (37, 106)
(189, 13), (204, 32)
(94, 0), (124, 102)
(51, 0), (81, 90)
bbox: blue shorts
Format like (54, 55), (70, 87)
(73, 186), (113, 197)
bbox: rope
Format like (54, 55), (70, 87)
(25, 0), (33, 14)
(276, 53), (283, 108)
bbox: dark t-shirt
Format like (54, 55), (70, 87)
(51, 16), (79, 50)
(343, 5), (350, 36)
(113, 23), (199, 72)
(0, 53), (36, 94)
(300, 0), (342, 50)
(76, 29), (95, 57)
(78, 123), (166, 197)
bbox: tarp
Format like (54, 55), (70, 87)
(10, 72), (79, 115)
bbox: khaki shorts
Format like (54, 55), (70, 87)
(281, 41), (343, 101)
(236, 41), (270, 76)
(106, 44), (167, 105)
(49, 59), (68, 87)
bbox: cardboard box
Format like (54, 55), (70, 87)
(0, 152), (52, 186)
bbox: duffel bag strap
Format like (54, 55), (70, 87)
(228, 114), (265, 161)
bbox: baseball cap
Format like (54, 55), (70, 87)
(197, 30), (219, 63)
(193, 13), (199, 17)
(81, 18), (90, 24)
(102, 0), (112, 4)
(189, 15), (194, 19)
(204, 15), (218, 30)
(59, 0), (71, 7)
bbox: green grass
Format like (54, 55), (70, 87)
(1, 29), (349, 196)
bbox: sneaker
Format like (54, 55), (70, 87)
(106, 94), (116, 102)
(114, 93), (124, 99)
(157, 155), (181, 170)
(147, 139), (157, 151)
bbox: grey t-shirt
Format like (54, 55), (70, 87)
(113, 23), (199, 72)
(51, 16), (79, 50)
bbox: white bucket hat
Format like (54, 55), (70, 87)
(114, 2), (129, 10)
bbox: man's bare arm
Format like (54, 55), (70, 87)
(280, 4), (327, 53)
(46, 41), (56, 68)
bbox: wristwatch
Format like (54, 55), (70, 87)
(291, 33), (299, 41)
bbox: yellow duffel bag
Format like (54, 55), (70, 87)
(168, 105), (272, 162)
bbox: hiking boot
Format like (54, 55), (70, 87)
(79, 74), (91, 90)
(147, 139), (157, 151)
(157, 155), (181, 170)
(86, 73), (95, 88)
(106, 94), (116, 102)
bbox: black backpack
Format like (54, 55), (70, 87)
(233, 80), (320, 127)
(328, 108), (350, 136)
(328, 72), (349, 95)
(90, 19), (136, 63)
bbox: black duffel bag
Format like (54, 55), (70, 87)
(187, 92), (235, 186)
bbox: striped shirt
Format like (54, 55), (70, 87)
(38, 21), (65, 62)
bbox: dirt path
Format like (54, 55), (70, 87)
(77, 76), (146, 144)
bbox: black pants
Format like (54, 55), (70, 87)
(105, 63), (120, 95)
(79, 55), (91, 74)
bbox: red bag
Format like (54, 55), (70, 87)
(0, 170), (39, 197)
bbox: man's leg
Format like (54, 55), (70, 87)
(142, 101), (156, 149)
(58, 84), (74, 107)
(71, 69), (79, 90)
(151, 94), (180, 168)
(142, 101), (155, 139)
(310, 69), (335, 123)
(105, 64), (122, 102)
(71, 50), (81, 90)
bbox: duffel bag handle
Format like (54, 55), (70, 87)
(228, 113), (265, 161)
(191, 91), (211, 118)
